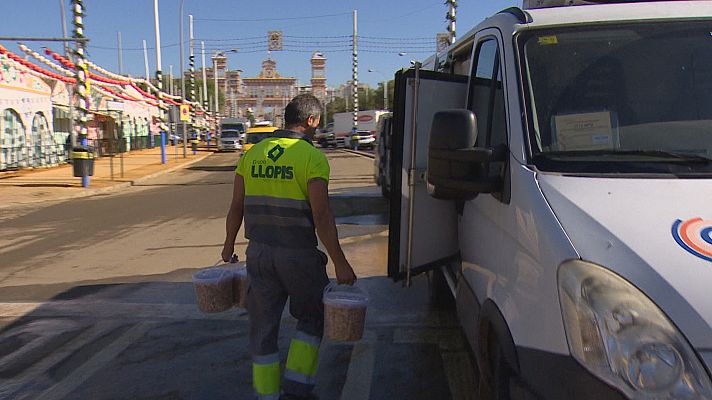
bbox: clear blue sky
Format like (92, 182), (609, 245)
(3, 0), (518, 89)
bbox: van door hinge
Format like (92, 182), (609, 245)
(408, 168), (426, 186)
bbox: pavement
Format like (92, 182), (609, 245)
(0, 143), (215, 210)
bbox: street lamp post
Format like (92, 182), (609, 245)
(368, 68), (388, 110)
(211, 49), (238, 120)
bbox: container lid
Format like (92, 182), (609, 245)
(192, 267), (230, 283)
(323, 284), (368, 307)
(229, 263), (247, 277)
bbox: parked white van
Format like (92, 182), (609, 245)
(389, 2), (712, 399)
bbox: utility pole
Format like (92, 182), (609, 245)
(72, 0), (90, 187)
(352, 10), (358, 135)
(213, 52), (219, 118)
(201, 41), (208, 111)
(153, 0), (167, 164)
(169, 65), (173, 95)
(142, 40), (150, 79)
(117, 31), (123, 74)
(189, 15), (195, 103)
(446, 0), (457, 44)
(59, 0), (76, 149)
(179, 0), (186, 157)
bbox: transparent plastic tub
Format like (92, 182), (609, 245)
(229, 262), (248, 309)
(323, 284), (368, 341)
(192, 267), (233, 313)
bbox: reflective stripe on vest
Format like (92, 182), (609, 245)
(253, 353), (280, 396)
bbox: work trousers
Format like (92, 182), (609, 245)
(246, 241), (330, 399)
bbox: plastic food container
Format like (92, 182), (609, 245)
(229, 262), (249, 309)
(323, 284), (368, 341)
(192, 267), (233, 313)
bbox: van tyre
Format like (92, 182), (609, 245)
(479, 334), (514, 400)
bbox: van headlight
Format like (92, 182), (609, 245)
(558, 260), (712, 399)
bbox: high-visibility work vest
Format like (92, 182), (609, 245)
(236, 130), (329, 248)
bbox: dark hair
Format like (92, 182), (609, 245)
(284, 94), (322, 126)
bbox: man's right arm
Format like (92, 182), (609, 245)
(308, 178), (356, 285)
(221, 174), (245, 262)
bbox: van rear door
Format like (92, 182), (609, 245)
(387, 68), (468, 283)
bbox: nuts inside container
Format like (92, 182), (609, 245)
(323, 284), (368, 342)
(192, 267), (233, 313)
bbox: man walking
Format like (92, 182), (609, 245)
(222, 94), (357, 400)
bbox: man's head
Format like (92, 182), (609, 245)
(284, 94), (322, 137)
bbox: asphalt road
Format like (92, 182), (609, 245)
(0, 150), (477, 400)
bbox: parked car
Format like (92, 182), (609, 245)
(316, 123), (336, 148)
(217, 130), (242, 152)
(346, 130), (376, 150)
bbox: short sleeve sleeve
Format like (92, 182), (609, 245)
(235, 154), (246, 176)
(307, 150), (330, 183)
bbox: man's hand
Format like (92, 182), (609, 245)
(334, 259), (357, 285)
(221, 243), (234, 263)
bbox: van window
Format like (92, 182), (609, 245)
(521, 22), (712, 175)
(468, 38), (508, 181)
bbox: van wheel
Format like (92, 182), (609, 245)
(427, 269), (454, 308)
(479, 334), (513, 400)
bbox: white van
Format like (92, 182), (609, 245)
(389, 2), (712, 399)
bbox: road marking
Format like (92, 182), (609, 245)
(34, 322), (152, 400)
(338, 149), (375, 160)
(338, 330), (376, 400)
(0, 301), (249, 321)
(0, 320), (117, 399)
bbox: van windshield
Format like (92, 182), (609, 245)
(520, 21), (712, 175)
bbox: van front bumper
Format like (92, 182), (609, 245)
(515, 347), (626, 399)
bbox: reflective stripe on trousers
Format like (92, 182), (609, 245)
(284, 331), (321, 394)
(253, 353), (280, 399)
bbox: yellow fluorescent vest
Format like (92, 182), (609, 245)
(236, 131), (329, 248)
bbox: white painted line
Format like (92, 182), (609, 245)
(0, 320), (118, 399)
(338, 330), (376, 400)
(34, 322), (152, 400)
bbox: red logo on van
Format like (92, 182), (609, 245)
(357, 115), (373, 122)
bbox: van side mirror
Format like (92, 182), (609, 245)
(426, 109), (505, 200)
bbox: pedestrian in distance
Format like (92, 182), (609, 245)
(221, 93), (357, 400)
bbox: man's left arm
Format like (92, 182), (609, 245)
(222, 174), (245, 262)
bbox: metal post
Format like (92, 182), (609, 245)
(384, 80), (388, 110)
(180, 0), (187, 158)
(143, 40), (149, 79)
(72, 0), (90, 187)
(446, 0), (457, 44)
(213, 52), (219, 118)
(153, 0), (166, 164)
(60, 0), (76, 150)
(188, 14), (195, 153)
(201, 41), (208, 110)
(405, 61), (422, 288)
(189, 15), (195, 103)
(117, 31), (123, 74)
(352, 10), (359, 137)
